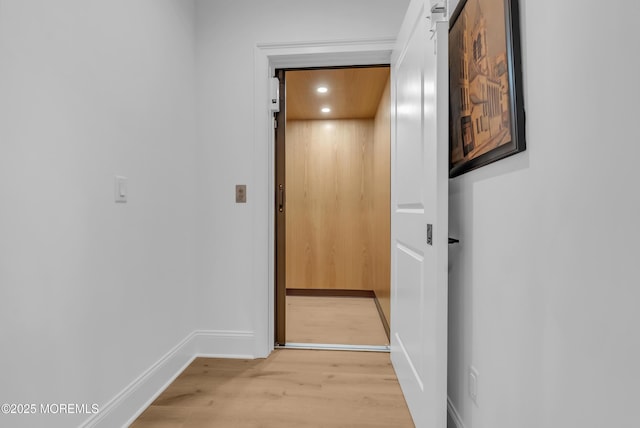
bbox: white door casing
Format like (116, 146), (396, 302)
(390, 2), (448, 427)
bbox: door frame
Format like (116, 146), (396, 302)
(252, 38), (396, 357)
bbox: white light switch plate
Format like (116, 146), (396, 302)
(115, 176), (128, 203)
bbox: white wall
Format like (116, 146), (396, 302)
(0, 1), (198, 427)
(447, 1), (640, 427)
(195, 0), (409, 351)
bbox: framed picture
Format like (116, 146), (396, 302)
(449, 0), (525, 178)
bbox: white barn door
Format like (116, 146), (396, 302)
(390, 1), (448, 427)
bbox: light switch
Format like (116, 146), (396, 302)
(115, 176), (128, 203)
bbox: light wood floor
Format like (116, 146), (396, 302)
(130, 350), (414, 427)
(131, 296), (402, 427)
(285, 295), (389, 346)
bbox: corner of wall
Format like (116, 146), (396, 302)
(80, 333), (197, 428)
(79, 330), (258, 427)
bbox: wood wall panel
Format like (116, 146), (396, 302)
(372, 78), (391, 324)
(286, 119), (375, 290)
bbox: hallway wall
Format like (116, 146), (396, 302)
(0, 1), (199, 427)
(447, 1), (640, 427)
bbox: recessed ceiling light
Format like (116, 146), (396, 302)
(317, 87), (328, 93)
(321, 107), (331, 113)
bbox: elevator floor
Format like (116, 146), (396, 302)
(285, 295), (389, 347)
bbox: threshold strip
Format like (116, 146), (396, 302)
(278, 342), (390, 353)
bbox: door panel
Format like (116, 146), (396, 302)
(390, 2), (448, 427)
(395, 243), (425, 386)
(395, 28), (425, 208)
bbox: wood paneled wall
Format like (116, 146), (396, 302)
(371, 78), (391, 324)
(286, 79), (390, 297)
(286, 119), (375, 290)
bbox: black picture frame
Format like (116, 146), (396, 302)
(448, 0), (525, 178)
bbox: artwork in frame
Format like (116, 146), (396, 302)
(448, 0), (525, 178)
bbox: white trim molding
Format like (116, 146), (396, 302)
(80, 330), (256, 428)
(80, 332), (197, 428)
(447, 396), (467, 428)
(257, 37), (396, 69)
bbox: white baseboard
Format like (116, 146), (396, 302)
(80, 329), (257, 428)
(447, 396), (466, 428)
(195, 329), (255, 359)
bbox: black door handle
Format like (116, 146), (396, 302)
(278, 184), (284, 212)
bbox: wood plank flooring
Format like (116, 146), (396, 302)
(285, 295), (389, 346)
(131, 296), (404, 427)
(130, 350), (414, 427)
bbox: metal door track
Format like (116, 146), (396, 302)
(277, 342), (390, 353)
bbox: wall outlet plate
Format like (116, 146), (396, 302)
(469, 366), (479, 404)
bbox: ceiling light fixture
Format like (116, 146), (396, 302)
(321, 107), (331, 113)
(317, 86), (328, 93)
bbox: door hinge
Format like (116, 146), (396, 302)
(274, 118), (278, 129)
